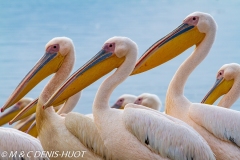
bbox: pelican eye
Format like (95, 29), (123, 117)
(219, 70), (223, 76)
(193, 17), (196, 20)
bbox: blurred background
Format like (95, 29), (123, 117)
(0, 1), (240, 118)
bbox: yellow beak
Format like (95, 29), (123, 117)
(9, 99), (38, 124)
(26, 120), (38, 138)
(0, 105), (20, 126)
(1, 52), (65, 112)
(131, 23), (205, 75)
(201, 78), (234, 105)
(0, 97), (34, 126)
(14, 114), (35, 132)
(44, 48), (125, 108)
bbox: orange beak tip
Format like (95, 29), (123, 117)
(9, 121), (13, 125)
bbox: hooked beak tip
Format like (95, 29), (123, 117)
(1, 108), (4, 112)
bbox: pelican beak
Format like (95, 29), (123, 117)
(0, 105), (20, 126)
(131, 23), (205, 75)
(111, 104), (122, 109)
(14, 115), (35, 132)
(1, 50), (65, 112)
(43, 47), (125, 108)
(201, 77), (234, 104)
(9, 99), (38, 124)
(26, 120), (38, 138)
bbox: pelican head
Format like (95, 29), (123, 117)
(201, 63), (239, 107)
(134, 93), (162, 110)
(111, 94), (137, 109)
(131, 12), (217, 75)
(1, 37), (75, 112)
(0, 97), (33, 126)
(44, 36), (138, 109)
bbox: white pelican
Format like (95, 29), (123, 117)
(43, 36), (215, 159)
(134, 93), (162, 111)
(132, 12), (240, 159)
(1, 37), (102, 160)
(165, 12), (240, 159)
(111, 94), (137, 109)
(201, 63), (239, 109)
